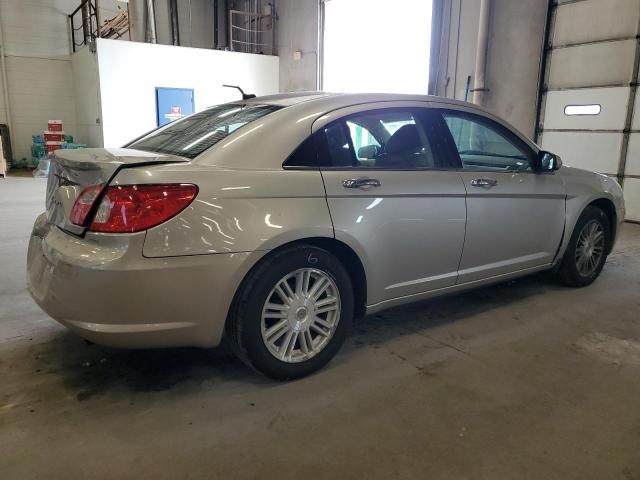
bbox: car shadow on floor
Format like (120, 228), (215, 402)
(342, 272), (561, 354)
(31, 272), (564, 399)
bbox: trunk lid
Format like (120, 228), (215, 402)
(46, 148), (188, 235)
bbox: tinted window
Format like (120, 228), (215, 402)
(324, 122), (356, 167)
(127, 103), (281, 159)
(284, 133), (322, 168)
(285, 109), (445, 169)
(442, 111), (533, 171)
(283, 125), (354, 168)
(344, 110), (436, 169)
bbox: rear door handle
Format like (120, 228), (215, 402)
(470, 178), (498, 187)
(343, 177), (382, 188)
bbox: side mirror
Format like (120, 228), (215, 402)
(358, 145), (380, 160)
(539, 150), (562, 171)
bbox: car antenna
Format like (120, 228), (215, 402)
(222, 84), (256, 100)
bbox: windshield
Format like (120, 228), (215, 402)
(127, 103), (282, 159)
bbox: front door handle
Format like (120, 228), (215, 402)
(343, 177), (382, 188)
(470, 178), (498, 187)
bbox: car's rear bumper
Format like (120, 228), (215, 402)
(26, 213), (262, 348)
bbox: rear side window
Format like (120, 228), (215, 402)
(283, 123), (354, 168)
(127, 103), (281, 159)
(284, 133), (323, 167)
(285, 108), (446, 169)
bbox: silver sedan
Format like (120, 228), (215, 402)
(27, 93), (626, 379)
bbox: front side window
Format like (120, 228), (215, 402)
(127, 103), (281, 159)
(442, 111), (533, 171)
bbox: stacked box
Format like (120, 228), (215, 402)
(30, 120), (85, 168)
(47, 120), (63, 132)
(46, 141), (65, 153)
(44, 130), (65, 142)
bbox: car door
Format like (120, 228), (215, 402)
(438, 108), (566, 284)
(293, 104), (467, 307)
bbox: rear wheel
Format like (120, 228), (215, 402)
(228, 245), (354, 380)
(558, 206), (610, 287)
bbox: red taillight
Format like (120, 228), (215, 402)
(70, 184), (198, 233)
(70, 184), (105, 226)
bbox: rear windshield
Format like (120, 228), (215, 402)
(127, 103), (282, 159)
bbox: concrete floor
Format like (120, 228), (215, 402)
(1, 174), (640, 479)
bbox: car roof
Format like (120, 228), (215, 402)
(195, 92), (537, 169)
(246, 91), (485, 111)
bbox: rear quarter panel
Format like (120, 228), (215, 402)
(111, 164), (334, 257)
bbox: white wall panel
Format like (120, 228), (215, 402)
(553, 0), (640, 46)
(631, 90), (640, 131)
(548, 40), (637, 89)
(96, 39), (279, 147)
(541, 131), (622, 174)
(622, 178), (640, 221)
(543, 1), (640, 221)
(71, 47), (102, 149)
(543, 87), (629, 131)
(625, 134), (640, 176)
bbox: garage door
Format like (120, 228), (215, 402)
(538, 0), (640, 222)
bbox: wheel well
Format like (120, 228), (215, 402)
(258, 237), (367, 318)
(588, 198), (617, 253)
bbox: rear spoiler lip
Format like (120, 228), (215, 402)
(52, 147), (190, 168)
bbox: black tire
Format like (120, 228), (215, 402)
(557, 205), (610, 287)
(227, 245), (354, 380)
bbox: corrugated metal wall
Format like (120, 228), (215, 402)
(539, 0), (640, 222)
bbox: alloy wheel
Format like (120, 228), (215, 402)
(261, 268), (341, 363)
(574, 219), (605, 277)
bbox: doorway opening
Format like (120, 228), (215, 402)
(322, 0), (433, 94)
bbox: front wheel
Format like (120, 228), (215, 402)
(227, 245), (354, 380)
(557, 205), (610, 287)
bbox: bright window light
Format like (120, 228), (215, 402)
(564, 104), (601, 116)
(323, 0), (432, 94)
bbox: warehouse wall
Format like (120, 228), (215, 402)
(433, 0), (481, 102)
(433, 0), (548, 137)
(0, 0), (80, 163)
(276, 0), (318, 92)
(483, 0), (547, 137)
(151, 0), (215, 48)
